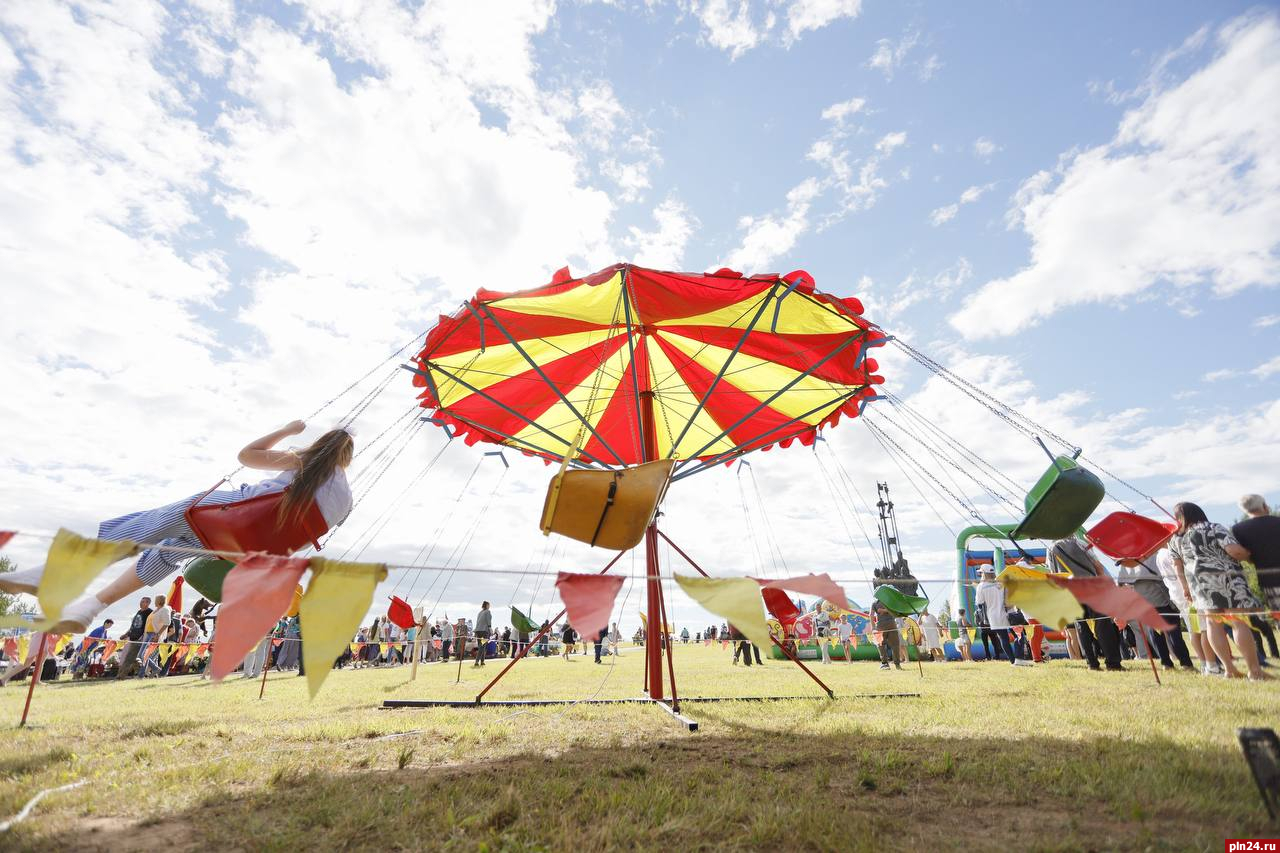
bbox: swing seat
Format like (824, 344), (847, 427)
(183, 557), (234, 602)
(185, 485), (328, 557)
(762, 587), (801, 625)
(1086, 512), (1177, 561)
(1010, 456), (1105, 541)
(540, 460), (677, 550)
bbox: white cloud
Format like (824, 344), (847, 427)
(1254, 314), (1280, 328)
(919, 53), (943, 81)
(624, 197), (698, 269)
(695, 0), (769, 59)
(867, 28), (919, 79)
(1253, 355), (1280, 379)
(785, 0), (861, 43)
(972, 136), (1001, 160)
(928, 182), (994, 226)
(695, 0), (861, 58)
(1204, 368), (1240, 381)
(954, 13), (1280, 338)
(820, 95), (866, 125)
(722, 177), (820, 272)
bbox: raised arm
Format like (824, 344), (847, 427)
(238, 421), (307, 470)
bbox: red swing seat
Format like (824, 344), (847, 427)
(762, 587), (801, 626)
(1086, 511), (1177, 561)
(185, 483), (328, 556)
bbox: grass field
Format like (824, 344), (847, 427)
(1, 643), (1277, 851)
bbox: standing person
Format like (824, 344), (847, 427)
(0, 423), (355, 633)
(837, 617), (854, 663)
(872, 601), (901, 670)
(538, 621), (551, 657)
(594, 626), (608, 664)
(1051, 535), (1124, 671)
(609, 622), (621, 657)
(141, 594), (171, 677)
(1169, 502), (1269, 680)
(954, 608), (974, 662)
(116, 597), (152, 679)
(473, 602), (492, 667)
(499, 626), (511, 657)
(974, 569), (1016, 666)
(729, 623), (752, 667)
(561, 623), (574, 661)
(439, 617), (453, 663)
(1233, 493), (1280, 655)
(1115, 555), (1195, 670)
(920, 609), (944, 662)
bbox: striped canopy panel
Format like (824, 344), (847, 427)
(410, 264), (886, 468)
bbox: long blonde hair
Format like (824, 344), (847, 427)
(278, 429), (354, 524)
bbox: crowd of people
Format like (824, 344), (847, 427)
(3, 494), (1277, 686)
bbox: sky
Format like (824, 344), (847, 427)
(1, 0), (1278, 640)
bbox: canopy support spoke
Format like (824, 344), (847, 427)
(472, 301), (629, 467)
(401, 363), (615, 470)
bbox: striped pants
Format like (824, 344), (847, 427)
(98, 487), (253, 587)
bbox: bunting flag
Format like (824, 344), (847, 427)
(299, 558), (387, 698)
(52, 634), (71, 655)
(872, 584), (928, 616)
(998, 565), (1082, 630)
(1013, 626), (1024, 638)
(555, 572), (625, 639)
(143, 642), (158, 660)
(1046, 575), (1173, 633)
(349, 643), (361, 656)
(510, 606), (540, 635)
(38, 529), (138, 624)
(387, 595), (416, 630)
(673, 575), (772, 650)
(0, 531), (14, 549)
(157, 643), (178, 666)
(209, 554), (310, 681)
(284, 585), (302, 618)
(3, 637), (17, 659)
(379, 643), (389, 656)
(271, 638), (284, 649)
(756, 573), (851, 612)
(197, 643), (209, 656)
(166, 575), (184, 613)
(16, 635), (29, 663)
(184, 644), (200, 664)
(968, 628), (977, 644)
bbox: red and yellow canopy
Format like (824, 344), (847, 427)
(410, 264), (885, 468)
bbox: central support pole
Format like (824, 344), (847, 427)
(640, 387), (664, 701)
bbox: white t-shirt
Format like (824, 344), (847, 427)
(1155, 548), (1189, 613)
(837, 621), (853, 640)
(242, 466), (353, 527)
(975, 582), (1011, 629)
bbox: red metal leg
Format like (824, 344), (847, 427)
(657, 528), (835, 699)
(644, 523), (663, 701)
(475, 550), (627, 702)
(20, 639), (47, 727)
(656, 571), (679, 711)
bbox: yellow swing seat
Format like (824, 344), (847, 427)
(540, 459), (676, 550)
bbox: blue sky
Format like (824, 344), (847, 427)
(1, 0), (1277, 635)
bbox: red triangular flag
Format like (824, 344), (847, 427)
(0, 531), (14, 549)
(3, 637), (16, 658)
(1046, 575), (1173, 633)
(756, 573), (851, 612)
(271, 638), (283, 649)
(761, 587), (802, 623)
(209, 554), (310, 681)
(167, 575), (184, 613)
(555, 572), (624, 639)
(387, 595), (416, 630)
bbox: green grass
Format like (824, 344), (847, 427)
(1, 644), (1276, 851)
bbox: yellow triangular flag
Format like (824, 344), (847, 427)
(52, 634), (71, 655)
(379, 642), (389, 656)
(349, 643), (360, 656)
(16, 635), (29, 663)
(998, 565), (1082, 630)
(299, 558), (386, 698)
(39, 529), (137, 623)
(673, 575), (772, 651)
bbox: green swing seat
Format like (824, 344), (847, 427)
(1010, 455), (1105, 542)
(183, 557), (235, 603)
